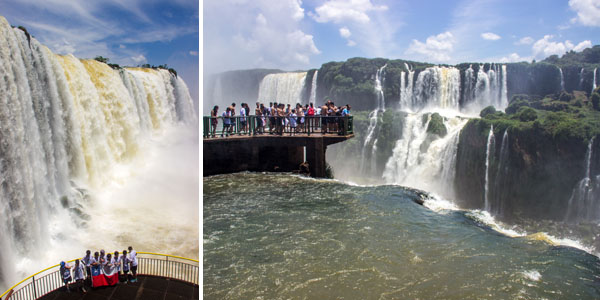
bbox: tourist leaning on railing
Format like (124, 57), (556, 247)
(210, 105), (219, 138)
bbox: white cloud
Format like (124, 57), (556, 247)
(131, 54), (147, 64)
(499, 53), (530, 63)
(516, 36), (534, 45)
(574, 40), (592, 51)
(189, 51), (198, 56)
(310, 0), (388, 24)
(532, 35), (592, 58)
(347, 40), (356, 47)
(481, 32), (500, 40)
(405, 31), (455, 62)
(569, 0), (600, 26)
(339, 26), (351, 38)
(204, 0), (320, 73)
(119, 44), (126, 49)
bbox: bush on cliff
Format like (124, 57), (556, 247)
(517, 107), (538, 122)
(480, 106), (497, 118)
(426, 113), (447, 137)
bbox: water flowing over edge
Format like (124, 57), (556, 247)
(0, 16), (197, 290)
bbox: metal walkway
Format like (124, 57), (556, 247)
(38, 276), (198, 300)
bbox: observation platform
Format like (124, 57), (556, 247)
(38, 275), (198, 300)
(203, 116), (355, 178)
(1, 253), (199, 300)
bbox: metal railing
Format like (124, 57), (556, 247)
(203, 115), (353, 138)
(0, 252), (199, 300)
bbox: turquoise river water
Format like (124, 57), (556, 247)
(203, 173), (600, 299)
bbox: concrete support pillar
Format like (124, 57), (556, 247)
(307, 138), (326, 177)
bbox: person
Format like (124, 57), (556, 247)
(121, 250), (131, 283)
(82, 250), (92, 282)
(297, 104), (305, 133)
(255, 102), (263, 134)
(239, 103), (247, 133)
(60, 261), (73, 292)
(229, 103), (236, 135)
(99, 249), (106, 266)
(320, 102), (329, 133)
(113, 251), (121, 276)
(260, 103), (267, 134)
(128, 246), (138, 283)
(210, 106), (219, 138)
(73, 259), (87, 293)
(244, 102), (251, 132)
(276, 104), (285, 135)
(289, 109), (297, 135)
(91, 251), (100, 267)
(307, 103), (315, 131)
(269, 102), (276, 134)
(221, 107), (231, 137)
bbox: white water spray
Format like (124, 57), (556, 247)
(309, 70), (318, 104)
(484, 125), (495, 211)
(360, 64), (387, 174)
(565, 137), (600, 222)
(258, 72), (307, 105)
(559, 67), (565, 91)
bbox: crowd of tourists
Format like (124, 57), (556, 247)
(208, 100), (351, 137)
(59, 246), (138, 293)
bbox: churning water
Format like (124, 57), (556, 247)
(203, 173), (600, 299)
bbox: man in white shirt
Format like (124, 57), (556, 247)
(128, 246), (138, 282)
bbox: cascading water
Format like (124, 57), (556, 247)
(382, 113), (467, 199)
(501, 65), (508, 108)
(484, 125), (495, 211)
(411, 66), (460, 111)
(360, 64), (387, 174)
(309, 70), (318, 104)
(0, 16), (197, 290)
(593, 68), (598, 93)
(579, 68), (585, 90)
(565, 137), (600, 222)
(257, 72), (307, 105)
(399, 63), (415, 110)
(492, 130), (509, 215)
(559, 67), (565, 91)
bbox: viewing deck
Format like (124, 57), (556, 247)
(1, 253), (198, 300)
(203, 115), (354, 177)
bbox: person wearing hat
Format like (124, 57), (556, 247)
(60, 261), (73, 292)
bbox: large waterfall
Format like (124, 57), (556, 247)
(257, 72), (307, 105)
(0, 16), (196, 290)
(360, 64), (387, 174)
(484, 125), (495, 211)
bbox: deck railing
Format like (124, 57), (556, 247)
(203, 115), (353, 138)
(0, 252), (199, 300)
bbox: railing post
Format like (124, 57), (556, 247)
(32, 276), (36, 299)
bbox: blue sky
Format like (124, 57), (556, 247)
(0, 0), (199, 104)
(203, 0), (600, 75)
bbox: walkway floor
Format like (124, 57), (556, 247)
(38, 276), (198, 300)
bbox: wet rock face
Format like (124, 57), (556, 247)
(455, 119), (594, 221)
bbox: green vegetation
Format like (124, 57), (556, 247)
(476, 90), (600, 143)
(426, 113), (447, 137)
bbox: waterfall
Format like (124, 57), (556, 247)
(579, 68), (585, 90)
(412, 66), (460, 111)
(593, 68), (598, 93)
(258, 72), (307, 106)
(382, 113), (467, 198)
(559, 67), (565, 91)
(360, 64), (387, 174)
(399, 64), (415, 110)
(475, 65), (491, 109)
(0, 16), (196, 288)
(492, 130), (509, 215)
(464, 65), (475, 104)
(309, 70), (318, 104)
(484, 125), (495, 211)
(565, 137), (600, 222)
(501, 65), (508, 109)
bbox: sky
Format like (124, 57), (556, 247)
(203, 0), (600, 76)
(0, 0), (199, 106)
